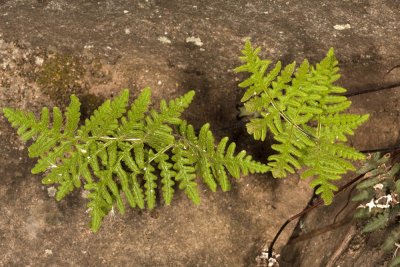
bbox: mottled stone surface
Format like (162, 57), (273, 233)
(0, 1), (399, 266)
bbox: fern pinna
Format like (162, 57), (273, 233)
(353, 153), (400, 267)
(3, 88), (268, 232)
(235, 41), (369, 204)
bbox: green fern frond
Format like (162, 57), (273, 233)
(352, 153), (400, 266)
(143, 155), (158, 209)
(389, 257), (400, 267)
(64, 94), (81, 135)
(79, 89), (129, 137)
(351, 189), (371, 202)
(3, 88), (268, 232)
(362, 211), (389, 233)
(177, 122), (270, 193)
(235, 40), (368, 203)
(155, 153), (176, 205)
(172, 144), (200, 204)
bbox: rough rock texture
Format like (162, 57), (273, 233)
(0, 0), (399, 266)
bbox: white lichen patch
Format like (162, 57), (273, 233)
(333, 24), (351, 30)
(359, 193), (398, 212)
(46, 1), (67, 11)
(256, 248), (280, 267)
(84, 44), (94, 49)
(47, 186), (57, 197)
(373, 183), (384, 191)
(158, 36), (171, 44)
(35, 56), (44, 66)
(186, 36), (203, 47)
(81, 190), (90, 199)
(45, 249), (53, 256)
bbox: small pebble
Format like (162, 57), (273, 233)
(47, 187), (57, 197)
(158, 36), (171, 44)
(186, 36), (203, 47)
(333, 24), (351, 30)
(34, 56), (44, 66)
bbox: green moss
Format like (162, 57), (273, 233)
(37, 54), (85, 105)
(36, 54), (107, 119)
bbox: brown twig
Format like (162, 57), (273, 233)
(267, 146), (400, 259)
(288, 216), (353, 245)
(344, 82), (400, 98)
(325, 223), (357, 267)
(267, 172), (365, 258)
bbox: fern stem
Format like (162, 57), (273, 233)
(360, 144), (400, 154)
(86, 136), (143, 143)
(147, 144), (174, 164)
(97, 136), (142, 141)
(265, 88), (316, 141)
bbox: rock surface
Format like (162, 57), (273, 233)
(0, 0), (399, 266)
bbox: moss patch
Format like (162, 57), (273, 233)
(37, 54), (85, 105)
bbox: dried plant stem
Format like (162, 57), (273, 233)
(267, 173), (364, 258)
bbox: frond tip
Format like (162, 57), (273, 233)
(236, 40), (369, 204)
(3, 87), (268, 232)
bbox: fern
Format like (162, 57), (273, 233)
(3, 88), (269, 232)
(235, 41), (369, 204)
(353, 153), (400, 266)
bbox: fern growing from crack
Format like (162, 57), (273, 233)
(235, 41), (369, 204)
(3, 88), (269, 232)
(353, 152), (400, 267)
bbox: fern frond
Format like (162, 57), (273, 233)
(235, 40), (368, 204)
(85, 181), (112, 232)
(178, 122), (270, 193)
(3, 87), (269, 231)
(320, 114), (369, 142)
(143, 91), (195, 151)
(25, 97), (82, 171)
(64, 94), (81, 136)
(246, 115), (273, 141)
(172, 144), (200, 204)
(117, 87), (150, 137)
(3, 107), (48, 141)
(154, 153), (176, 205)
(351, 189), (372, 202)
(352, 153), (400, 266)
(115, 163), (137, 208)
(356, 152), (390, 174)
(79, 89), (129, 137)
(362, 211), (389, 233)
(143, 153), (158, 209)
(322, 142), (366, 160)
(389, 257), (400, 267)
(301, 140), (358, 204)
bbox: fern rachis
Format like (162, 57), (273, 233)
(3, 88), (269, 232)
